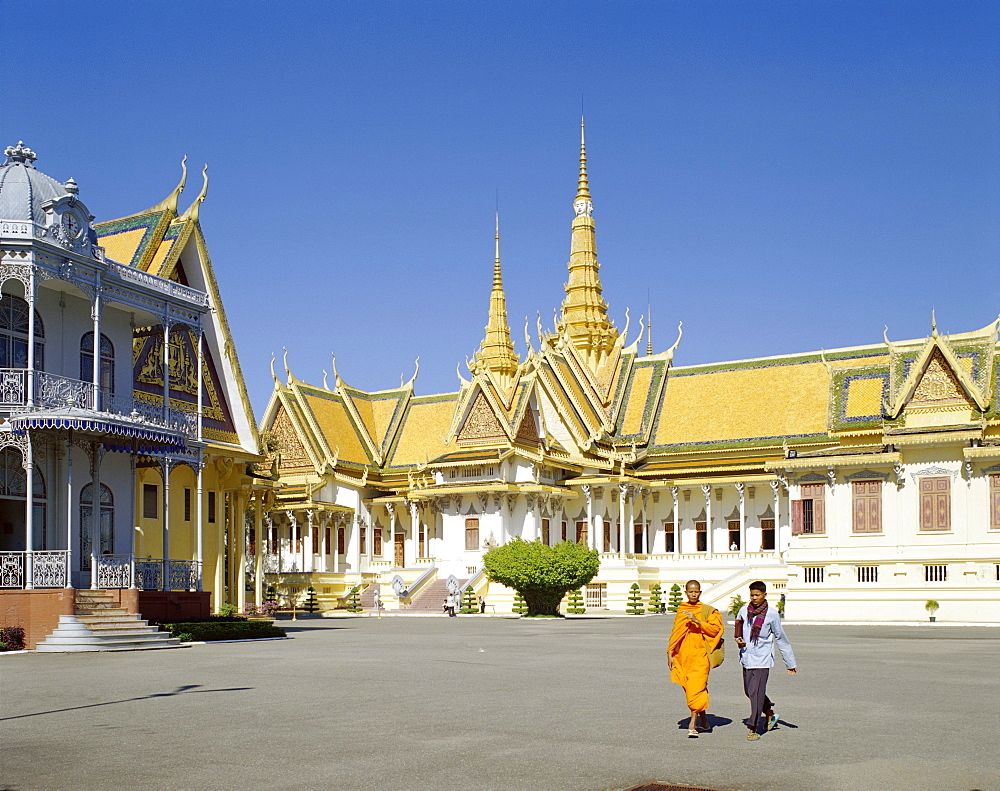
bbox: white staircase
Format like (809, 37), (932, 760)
(35, 590), (185, 652)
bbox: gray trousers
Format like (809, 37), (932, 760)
(742, 667), (774, 734)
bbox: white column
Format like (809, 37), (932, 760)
(161, 459), (171, 590)
(65, 431), (73, 588)
(91, 285), (102, 411)
(771, 479), (782, 557)
(354, 513), (363, 570)
(671, 486), (679, 555)
(331, 514), (340, 573)
(618, 484), (626, 558)
(23, 438), (34, 589)
(737, 482), (746, 558)
(583, 485), (593, 550)
(236, 492), (247, 610)
(702, 484), (713, 558)
(162, 319), (171, 422)
(627, 486), (636, 554)
(409, 500), (420, 559)
(594, 488), (605, 552)
(254, 492), (264, 606)
(129, 454), (137, 589)
(26, 273), (35, 407)
(305, 509), (315, 573)
(196, 329), (204, 443)
(317, 512), (329, 573)
(196, 463), (204, 587)
(90, 444), (102, 590)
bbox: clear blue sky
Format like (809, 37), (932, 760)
(6, 1), (999, 418)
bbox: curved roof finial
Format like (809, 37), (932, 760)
(282, 346), (291, 383)
(330, 352), (342, 387)
(144, 155), (188, 215)
(524, 316), (534, 355)
(931, 308), (938, 338)
(405, 356), (420, 388)
(322, 369), (329, 390)
(180, 163), (208, 222)
(270, 352), (278, 384)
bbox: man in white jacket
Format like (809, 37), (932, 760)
(735, 580), (797, 740)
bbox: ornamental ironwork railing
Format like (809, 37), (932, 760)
(105, 259), (210, 307)
(136, 558), (202, 591)
(96, 554), (133, 589)
(0, 369), (199, 439)
(0, 550), (70, 588)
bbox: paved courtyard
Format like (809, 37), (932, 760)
(1, 615), (998, 791)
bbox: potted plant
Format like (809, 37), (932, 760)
(925, 600), (939, 622)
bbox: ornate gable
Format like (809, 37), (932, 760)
(457, 392), (507, 446)
(267, 404), (314, 475)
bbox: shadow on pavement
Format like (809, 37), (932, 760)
(0, 683), (253, 721)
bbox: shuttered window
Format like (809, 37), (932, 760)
(852, 480), (882, 533)
(465, 518), (479, 550)
(792, 483), (825, 534)
(990, 475), (1000, 530)
(575, 520), (588, 545)
(919, 477), (950, 531)
(541, 518), (550, 545)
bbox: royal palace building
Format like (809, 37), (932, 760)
(0, 143), (262, 648)
(260, 123), (1000, 622)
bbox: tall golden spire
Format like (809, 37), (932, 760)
(474, 213), (519, 385)
(558, 117), (618, 363)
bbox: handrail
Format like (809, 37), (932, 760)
(402, 564), (439, 601)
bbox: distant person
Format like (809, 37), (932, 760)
(735, 580), (797, 741)
(479, 595), (486, 614)
(667, 579), (723, 738)
(730, 541), (738, 551)
(447, 593), (458, 617)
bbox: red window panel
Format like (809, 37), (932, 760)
(373, 528), (382, 556)
(360, 526), (367, 556)
(919, 477), (950, 531)
(852, 480), (882, 533)
(324, 527), (331, 555)
(801, 483), (825, 534)
(561, 522), (567, 541)
(465, 518), (479, 551)
(337, 526), (346, 554)
(791, 500), (803, 535)
(991, 476), (1000, 530)
(292, 524), (301, 553)
(312, 526), (320, 555)
(575, 520), (588, 545)
(541, 518), (550, 545)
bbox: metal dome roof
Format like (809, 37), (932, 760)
(0, 142), (71, 222)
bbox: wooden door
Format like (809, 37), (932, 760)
(394, 532), (404, 566)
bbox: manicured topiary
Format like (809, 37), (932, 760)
(163, 621), (286, 642)
(346, 586), (363, 613)
(667, 583), (682, 613)
(566, 588), (586, 614)
(461, 585), (477, 614)
(0, 626), (25, 651)
(483, 538), (600, 616)
(512, 591), (528, 615)
(648, 583), (663, 613)
(626, 582), (645, 614)
(303, 586), (320, 613)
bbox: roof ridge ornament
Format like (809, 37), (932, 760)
(4, 141), (36, 166)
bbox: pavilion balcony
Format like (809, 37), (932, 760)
(0, 550), (202, 591)
(0, 368), (199, 442)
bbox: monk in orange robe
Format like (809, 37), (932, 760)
(667, 579), (724, 737)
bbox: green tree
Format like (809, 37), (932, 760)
(512, 591), (528, 615)
(483, 538), (600, 616)
(461, 585), (477, 614)
(667, 583), (682, 613)
(648, 583), (663, 613)
(346, 586), (363, 613)
(728, 594), (745, 618)
(303, 586), (320, 613)
(626, 583), (645, 614)
(566, 588), (586, 614)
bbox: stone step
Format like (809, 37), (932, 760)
(75, 609), (133, 620)
(34, 615), (184, 653)
(36, 640), (184, 653)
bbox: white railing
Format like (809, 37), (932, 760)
(0, 369), (199, 439)
(0, 550), (70, 588)
(97, 554), (134, 588)
(136, 557), (202, 591)
(106, 259), (210, 307)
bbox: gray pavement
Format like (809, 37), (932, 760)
(1, 615), (998, 791)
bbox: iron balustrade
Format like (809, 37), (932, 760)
(0, 369), (200, 439)
(0, 550), (70, 588)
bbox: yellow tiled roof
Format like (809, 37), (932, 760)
(388, 397), (458, 467)
(302, 392), (370, 465)
(99, 227), (147, 266)
(653, 360), (830, 447)
(844, 375), (885, 418)
(619, 363), (655, 436)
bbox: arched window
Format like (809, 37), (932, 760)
(0, 447), (47, 549)
(80, 482), (114, 569)
(0, 293), (44, 370)
(80, 332), (114, 395)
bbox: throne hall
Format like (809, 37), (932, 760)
(261, 123), (1000, 621)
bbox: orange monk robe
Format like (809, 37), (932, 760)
(668, 602), (724, 713)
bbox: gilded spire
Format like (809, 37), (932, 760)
(558, 117), (618, 364)
(474, 213), (519, 385)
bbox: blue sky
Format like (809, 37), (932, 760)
(5, 1), (999, 417)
